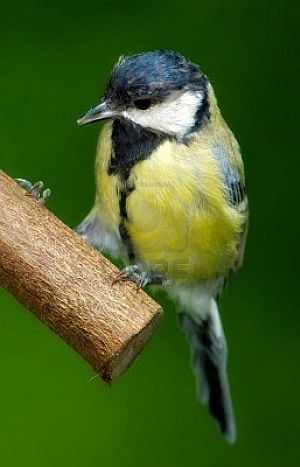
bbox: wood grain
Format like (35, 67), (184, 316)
(0, 170), (162, 381)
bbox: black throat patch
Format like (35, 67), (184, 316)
(109, 119), (167, 260)
(109, 119), (167, 179)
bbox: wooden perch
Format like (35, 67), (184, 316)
(0, 170), (162, 382)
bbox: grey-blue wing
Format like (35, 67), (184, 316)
(213, 145), (248, 270)
(75, 208), (122, 259)
(213, 145), (246, 208)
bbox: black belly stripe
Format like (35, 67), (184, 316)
(109, 118), (168, 260)
(118, 185), (135, 260)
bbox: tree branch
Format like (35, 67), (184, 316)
(0, 170), (162, 382)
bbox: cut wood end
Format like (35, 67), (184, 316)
(101, 309), (163, 382)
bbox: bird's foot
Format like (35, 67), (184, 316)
(112, 265), (164, 289)
(15, 179), (51, 203)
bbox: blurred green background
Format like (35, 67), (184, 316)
(0, 1), (299, 466)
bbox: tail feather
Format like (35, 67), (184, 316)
(179, 303), (236, 443)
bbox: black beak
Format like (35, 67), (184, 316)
(77, 99), (119, 125)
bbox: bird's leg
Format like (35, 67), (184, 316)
(112, 265), (167, 289)
(15, 179), (51, 204)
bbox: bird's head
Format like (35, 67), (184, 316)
(78, 50), (210, 139)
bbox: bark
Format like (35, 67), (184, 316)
(0, 170), (162, 381)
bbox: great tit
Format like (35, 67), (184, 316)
(76, 49), (248, 443)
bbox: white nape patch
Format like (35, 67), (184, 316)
(123, 90), (204, 137)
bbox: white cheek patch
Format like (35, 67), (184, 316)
(123, 90), (204, 137)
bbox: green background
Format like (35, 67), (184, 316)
(0, 1), (299, 466)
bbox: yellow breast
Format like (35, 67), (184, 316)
(126, 139), (244, 280)
(95, 121), (246, 281)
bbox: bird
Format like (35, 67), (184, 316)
(76, 49), (248, 443)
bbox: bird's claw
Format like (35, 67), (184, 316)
(112, 265), (151, 290)
(15, 178), (51, 203)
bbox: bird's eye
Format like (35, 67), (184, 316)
(134, 99), (151, 110)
